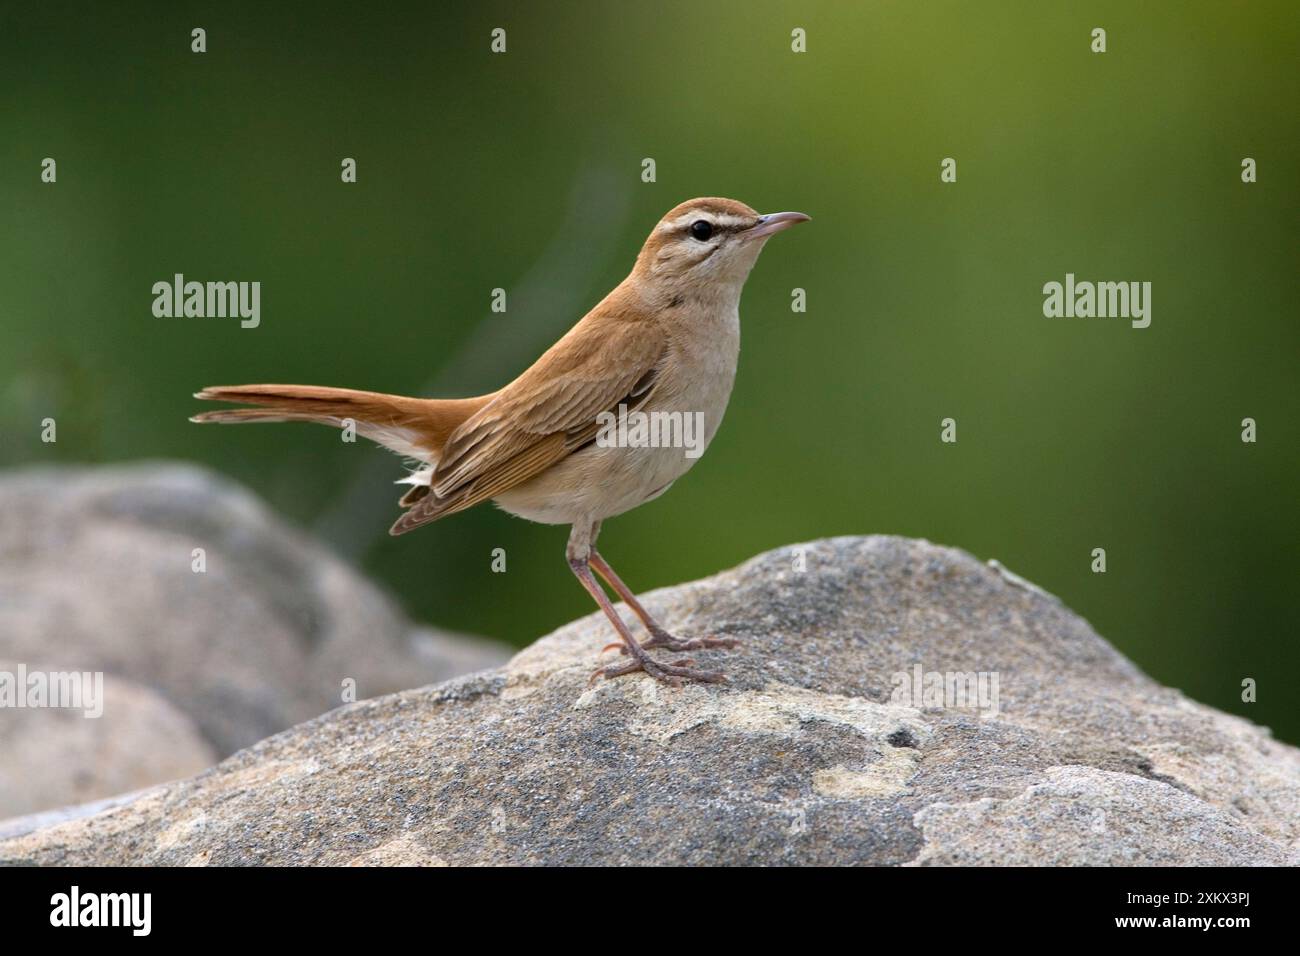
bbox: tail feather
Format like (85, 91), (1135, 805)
(190, 384), (491, 463)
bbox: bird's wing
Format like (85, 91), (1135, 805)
(389, 313), (665, 535)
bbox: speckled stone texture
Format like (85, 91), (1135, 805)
(3, 536), (1295, 865)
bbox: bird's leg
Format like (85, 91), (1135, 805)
(567, 524), (725, 685)
(588, 548), (739, 655)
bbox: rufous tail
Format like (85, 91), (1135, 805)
(190, 384), (490, 461)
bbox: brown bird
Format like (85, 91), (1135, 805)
(192, 197), (809, 684)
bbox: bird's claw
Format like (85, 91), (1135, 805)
(641, 629), (740, 653)
(603, 630), (740, 656)
(592, 654), (727, 686)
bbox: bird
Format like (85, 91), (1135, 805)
(192, 197), (809, 684)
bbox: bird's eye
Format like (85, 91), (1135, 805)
(689, 220), (713, 242)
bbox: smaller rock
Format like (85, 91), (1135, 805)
(0, 661), (217, 819)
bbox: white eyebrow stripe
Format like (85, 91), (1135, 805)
(713, 214), (752, 228)
(659, 213), (698, 232)
(658, 211), (753, 233)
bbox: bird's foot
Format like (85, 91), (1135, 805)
(602, 627), (739, 655)
(643, 626), (739, 653)
(590, 654), (727, 687)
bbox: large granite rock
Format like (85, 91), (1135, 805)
(0, 463), (512, 817)
(2, 536), (1295, 865)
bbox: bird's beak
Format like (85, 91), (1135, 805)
(743, 211), (811, 242)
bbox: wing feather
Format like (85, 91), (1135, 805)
(389, 312), (665, 536)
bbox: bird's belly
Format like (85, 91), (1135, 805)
(493, 440), (698, 525)
(496, 370), (736, 524)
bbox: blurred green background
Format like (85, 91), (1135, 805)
(2, 2), (1296, 741)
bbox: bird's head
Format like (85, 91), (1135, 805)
(632, 197), (809, 295)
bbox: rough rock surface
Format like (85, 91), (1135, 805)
(0, 463), (512, 815)
(2, 536), (1296, 865)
